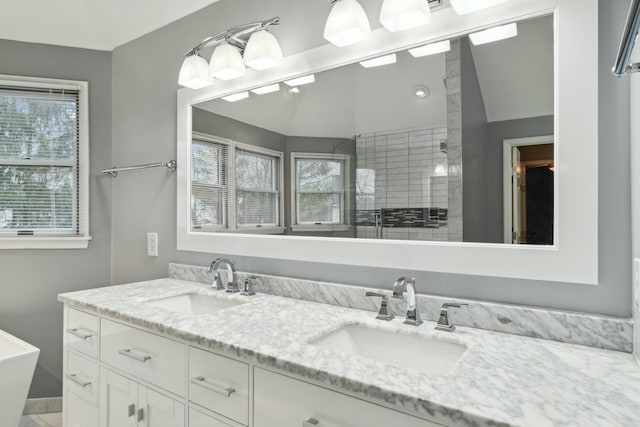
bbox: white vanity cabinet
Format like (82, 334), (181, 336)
(62, 304), (446, 427)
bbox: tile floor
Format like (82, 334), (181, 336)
(19, 412), (62, 427)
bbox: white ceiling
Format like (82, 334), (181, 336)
(0, 0), (220, 51)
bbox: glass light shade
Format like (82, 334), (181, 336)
(469, 23), (518, 46)
(324, 0), (371, 47)
(178, 54), (214, 89)
(379, 0), (431, 32)
(409, 39), (451, 57)
(449, 0), (507, 15)
(243, 30), (284, 70)
(209, 42), (246, 81)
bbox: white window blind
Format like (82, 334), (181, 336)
(191, 137), (229, 230)
(293, 154), (347, 225)
(235, 148), (281, 228)
(0, 85), (82, 236)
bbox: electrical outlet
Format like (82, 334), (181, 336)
(147, 233), (158, 257)
(634, 258), (640, 311)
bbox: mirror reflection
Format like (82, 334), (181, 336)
(191, 14), (554, 244)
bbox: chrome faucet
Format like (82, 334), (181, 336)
(207, 258), (240, 293)
(435, 303), (469, 332)
(392, 277), (423, 326)
(365, 291), (394, 321)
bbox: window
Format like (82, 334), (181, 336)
(190, 133), (284, 233)
(0, 75), (89, 249)
(291, 153), (350, 231)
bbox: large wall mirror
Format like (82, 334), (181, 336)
(177, 0), (599, 284)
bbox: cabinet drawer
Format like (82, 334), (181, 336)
(67, 308), (99, 359)
(66, 390), (98, 427)
(189, 407), (233, 427)
(254, 368), (442, 427)
(188, 347), (249, 425)
(66, 352), (99, 406)
(100, 318), (186, 396)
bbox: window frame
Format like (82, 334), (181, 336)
(190, 132), (285, 234)
(0, 74), (90, 249)
(290, 152), (351, 232)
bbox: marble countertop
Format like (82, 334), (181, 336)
(59, 279), (640, 427)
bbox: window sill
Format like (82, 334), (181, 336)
(193, 227), (286, 235)
(0, 236), (92, 249)
(291, 225), (351, 232)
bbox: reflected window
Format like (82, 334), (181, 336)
(235, 148), (281, 228)
(292, 153), (349, 226)
(191, 138), (228, 229)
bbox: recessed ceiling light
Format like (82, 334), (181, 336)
(251, 83), (281, 95)
(360, 53), (397, 68)
(409, 40), (451, 58)
(284, 75), (315, 86)
(449, 0), (508, 15)
(288, 87), (300, 95)
(469, 23), (518, 46)
(414, 85), (430, 98)
(222, 91), (250, 102)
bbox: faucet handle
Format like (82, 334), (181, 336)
(435, 302), (469, 332)
(365, 292), (395, 321)
(241, 276), (258, 296)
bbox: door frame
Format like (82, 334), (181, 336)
(503, 135), (555, 243)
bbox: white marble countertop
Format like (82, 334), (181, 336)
(59, 279), (640, 427)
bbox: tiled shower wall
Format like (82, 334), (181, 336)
(354, 40), (463, 242)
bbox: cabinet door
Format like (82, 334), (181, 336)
(66, 390), (98, 427)
(254, 368), (442, 427)
(100, 368), (138, 427)
(138, 386), (185, 427)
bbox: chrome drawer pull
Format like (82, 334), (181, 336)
(67, 328), (94, 340)
(191, 376), (235, 397)
(303, 418), (319, 427)
(66, 373), (92, 388)
(128, 404), (136, 417)
(118, 348), (152, 363)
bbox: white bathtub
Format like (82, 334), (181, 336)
(0, 329), (39, 427)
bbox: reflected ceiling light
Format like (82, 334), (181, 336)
(284, 75), (315, 86)
(324, 0), (371, 47)
(360, 53), (397, 68)
(379, 0), (431, 32)
(243, 30), (284, 70)
(209, 42), (246, 81)
(434, 164), (447, 176)
(409, 39), (451, 57)
(414, 85), (430, 98)
(469, 23), (518, 45)
(178, 53), (214, 89)
(178, 17), (282, 88)
(288, 87), (300, 94)
(221, 91), (250, 102)
(449, 0), (507, 15)
(251, 83), (281, 95)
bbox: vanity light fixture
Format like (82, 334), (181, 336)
(449, 0), (507, 15)
(409, 39), (451, 57)
(469, 23), (518, 45)
(324, 0), (371, 47)
(379, 0), (431, 32)
(284, 74), (316, 86)
(360, 53), (397, 68)
(178, 17), (282, 88)
(221, 91), (250, 102)
(251, 83), (281, 95)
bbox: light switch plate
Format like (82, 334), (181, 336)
(147, 232), (158, 257)
(633, 258), (640, 310)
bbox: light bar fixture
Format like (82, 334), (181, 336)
(178, 17), (282, 88)
(222, 92), (250, 102)
(409, 39), (451, 57)
(379, 0), (431, 33)
(324, 0), (371, 47)
(449, 0), (508, 15)
(469, 23), (518, 45)
(360, 53), (397, 68)
(284, 75), (316, 87)
(251, 83), (281, 95)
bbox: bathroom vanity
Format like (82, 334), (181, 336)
(60, 272), (640, 427)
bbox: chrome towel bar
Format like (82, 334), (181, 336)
(613, 0), (640, 76)
(102, 160), (176, 177)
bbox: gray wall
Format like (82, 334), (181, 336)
(0, 39), (112, 397)
(111, 0), (632, 318)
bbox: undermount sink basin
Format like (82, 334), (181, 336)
(309, 324), (466, 375)
(145, 293), (243, 315)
